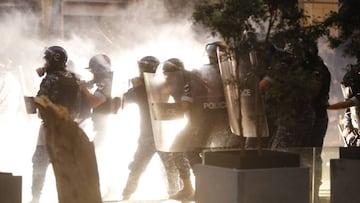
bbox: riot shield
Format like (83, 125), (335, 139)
(183, 65), (238, 149)
(217, 48), (269, 138)
(144, 69), (187, 152)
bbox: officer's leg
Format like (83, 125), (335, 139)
(158, 151), (180, 195)
(30, 145), (50, 203)
(169, 152), (194, 201)
(122, 134), (156, 200)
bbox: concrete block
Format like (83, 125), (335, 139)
(330, 159), (360, 203)
(0, 172), (22, 203)
(339, 147), (360, 159)
(195, 164), (310, 203)
(202, 149), (300, 169)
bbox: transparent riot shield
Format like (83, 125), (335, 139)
(144, 69), (188, 152)
(182, 64), (238, 149)
(217, 48), (269, 138)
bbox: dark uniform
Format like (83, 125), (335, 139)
(309, 57), (331, 203)
(168, 47), (242, 201)
(266, 42), (329, 202)
(31, 46), (80, 203)
(122, 56), (179, 200)
(300, 50), (331, 203)
(169, 64), (232, 192)
(180, 65), (239, 166)
(266, 47), (316, 149)
(121, 79), (179, 198)
(304, 54), (331, 148)
(312, 68), (330, 145)
(80, 54), (115, 149)
(90, 74), (113, 147)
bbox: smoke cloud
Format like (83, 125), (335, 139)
(2, 1), (355, 201)
(0, 0), (216, 201)
(0, 0), (215, 94)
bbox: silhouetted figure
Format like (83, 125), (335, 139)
(121, 56), (179, 200)
(169, 42), (242, 201)
(79, 54), (114, 148)
(31, 46), (80, 203)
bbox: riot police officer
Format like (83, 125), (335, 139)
(300, 40), (331, 203)
(31, 46), (80, 203)
(181, 41), (241, 156)
(121, 56), (180, 200)
(169, 42), (242, 201)
(79, 54), (114, 148)
(154, 58), (195, 201)
(328, 63), (360, 146)
(256, 42), (317, 149)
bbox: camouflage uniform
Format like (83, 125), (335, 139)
(122, 79), (179, 198)
(175, 65), (241, 173)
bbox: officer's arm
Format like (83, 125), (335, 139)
(181, 82), (193, 112)
(327, 100), (355, 110)
(79, 80), (106, 108)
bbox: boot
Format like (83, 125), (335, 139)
(169, 177), (195, 201)
(122, 194), (131, 200)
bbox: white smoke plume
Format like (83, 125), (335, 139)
(0, 1), (216, 202)
(3, 1), (354, 201)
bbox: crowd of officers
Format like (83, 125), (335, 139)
(29, 37), (337, 202)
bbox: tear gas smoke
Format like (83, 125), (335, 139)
(0, 1), (352, 202)
(0, 0), (213, 202)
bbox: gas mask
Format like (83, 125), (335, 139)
(36, 67), (46, 77)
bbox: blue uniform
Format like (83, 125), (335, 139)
(32, 69), (79, 203)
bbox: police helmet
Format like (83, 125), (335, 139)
(342, 65), (360, 88)
(205, 41), (228, 64)
(162, 61), (179, 73)
(44, 46), (68, 68)
(167, 58), (184, 71)
(87, 54), (111, 73)
(138, 56), (160, 73)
